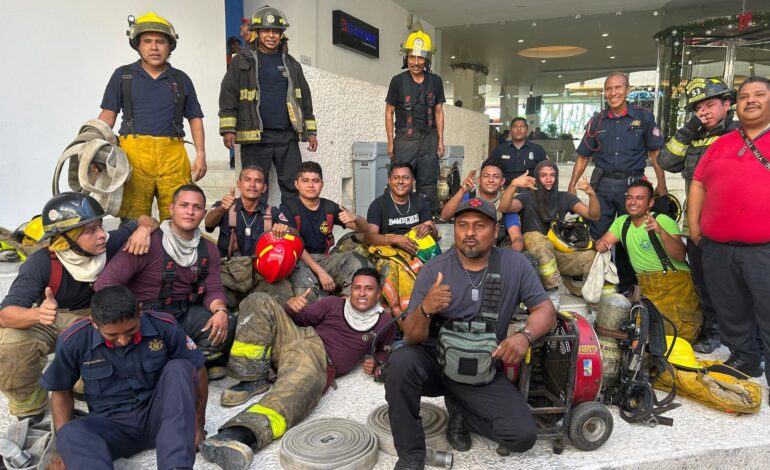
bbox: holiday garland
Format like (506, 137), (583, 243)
(450, 62), (489, 76)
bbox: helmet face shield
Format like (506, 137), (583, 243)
(40, 193), (106, 243)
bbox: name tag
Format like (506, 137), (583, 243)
(501, 154), (511, 160)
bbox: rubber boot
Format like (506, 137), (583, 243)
(200, 426), (260, 470)
(221, 357), (271, 406)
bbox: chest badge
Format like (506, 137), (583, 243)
(528, 152), (534, 160)
(320, 221), (330, 235)
(631, 120), (641, 127)
(148, 339), (165, 352)
(362, 334), (370, 343)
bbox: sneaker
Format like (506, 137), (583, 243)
(220, 380), (270, 407)
(692, 335), (721, 354)
(724, 355), (763, 378)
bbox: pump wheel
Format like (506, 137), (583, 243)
(567, 402), (613, 451)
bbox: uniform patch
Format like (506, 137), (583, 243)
(148, 339), (165, 352)
(501, 154), (511, 160)
(278, 213), (289, 223)
(186, 336), (197, 350)
(320, 221), (330, 235)
(631, 119), (641, 127)
(528, 152), (534, 160)
(652, 127), (661, 137)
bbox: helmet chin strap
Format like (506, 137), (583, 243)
(62, 232), (97, 257)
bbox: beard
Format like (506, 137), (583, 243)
(460, 246), (481, 259)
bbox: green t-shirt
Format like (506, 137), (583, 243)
(609, 214), (690, 273)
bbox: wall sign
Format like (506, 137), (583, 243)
(332, 10), (379, 59)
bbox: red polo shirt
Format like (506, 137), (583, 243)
(693, 128), (770, 243)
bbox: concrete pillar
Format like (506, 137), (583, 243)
(452, 69), (485, 112)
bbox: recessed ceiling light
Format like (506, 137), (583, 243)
(541, 59), (547, 63)
(606, 45), (613, 49)
(531, 22), (537, 27)
(450, 55), (456, 59)
(494, 78), (499, 81)
(653, 10), (659, 16)
(445, 80), (450, 84)
(558, 74), (563, 78)
(518, 39), (524, 43)
(602, 33), (609, 37)
(610, 56), (616, 59)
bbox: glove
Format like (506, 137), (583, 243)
(676, 114), (703, 143)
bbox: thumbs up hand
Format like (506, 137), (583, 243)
(287, 287), (314, 313)
(221, 186), (236, 211)
(339, 205), (357, 226)
(420, 272), (452, 317)
(38, 287), (59, 326)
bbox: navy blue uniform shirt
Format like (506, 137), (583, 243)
(490, 140), (548, 182)
(206, 198), (277, 258)
(576, 104), (664, 173)
(276, 198), (344, 255)
(41, 311), (204, 416)
(257, 50), (291, 130)
(101, 60), (203, 137)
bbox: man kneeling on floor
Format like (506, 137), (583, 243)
(43, 286), (207, 470)
(384, 198), (556, 470)
(201, 267), (395, 469)
(595, 180), (702, 343)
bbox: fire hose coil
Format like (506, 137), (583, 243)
(279, 417), (379, 470)
(367, 402), (451, 455)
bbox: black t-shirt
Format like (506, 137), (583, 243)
(385, 71), (446, 131)
(258, 50), (291, 130)
(516, 191), (581, 235)
(408, 248), (548, 346)
(367, 192), (432, 235)
(276, 198), (344, 254)
(0, 222), (137, 310)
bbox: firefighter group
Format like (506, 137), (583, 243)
(1, 5), (770, 470)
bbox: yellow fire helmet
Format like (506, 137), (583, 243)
(665, 336), (706, 371)
(22, 216), (44, 246)
(127, 12), (179, 51)
(547, 219), (593, 253)
(402, 30), (434, 61)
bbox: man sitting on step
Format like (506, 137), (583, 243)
(201, 267), (395, 470)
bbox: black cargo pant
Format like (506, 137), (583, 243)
(384, 343), (537, 461)
(686, 240), (719, 339)
(241, 129), (302, 203)
(393, 129), (440, 212)
(701, 238), (770, 383)
(145, 301), (236, 359)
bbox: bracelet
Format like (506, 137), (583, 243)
(517, 328), (533, 346)
(421, 303), (433, 318)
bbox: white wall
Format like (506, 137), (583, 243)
(0, 0), (225, 228)
(243, 0), (436, 87)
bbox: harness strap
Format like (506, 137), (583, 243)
(169, 68), (187, 137)
(158, 238), (210, 306)
(120, 62), (187, 137)
(621, 215), (677, 274)
(227, 204), (238, 259)
(48, 252), (63, 298)
(120, 65), (136, 136)
(400, 72), (436, 137)
(285, 199), (335, 255)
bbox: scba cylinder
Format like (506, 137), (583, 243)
(595, 292), (631, 387)
(437, 164), (453, 202)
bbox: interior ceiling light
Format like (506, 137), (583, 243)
(519, 46), (587, 59)
(610, 56), (616, 59)
(558, 74), (563, 78)
(653, 10), (659, 16)
(531, 21), (537, 27)
(541, 59), (547, 63)
(602, 33), (609, 37)
(450, 55), (456, 59)
(494, 77), (499, 81)
(518, 39), (524, 43)
(616, 10), (622, 16)
(606, 45), (613, 49)
(575, 14), (581, 19)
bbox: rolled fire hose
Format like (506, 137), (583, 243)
(367, 403), (453, 468)
(279, 417), (379, 470)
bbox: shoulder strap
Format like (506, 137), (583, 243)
(189, 241), (209, 303)
(159, 246), (176, 306)
(120, 64), (136, 136)
(621, 215), (676, 273)
(48, 252), (63, 298)
(263, 205), (273, 233)
(284, 199), (302, 232)
(738, 127), (770, 172)
(169, 68), (187, 137)
(400, 72), (415, 137)
(479, 248), (503, 317)
(323, 200), (336, 255)
(227, 204), (238, 258)
(621, 216), (632, 248)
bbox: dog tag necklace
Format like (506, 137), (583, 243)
(458, 253), (488, 301)
(240, 210), (258, 237)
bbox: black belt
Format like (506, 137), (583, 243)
(601, 170), (644, 179)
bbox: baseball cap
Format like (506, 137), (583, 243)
(454, 197), (496, 221)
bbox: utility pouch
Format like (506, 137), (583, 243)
(589, 166), (604, 191)
(438, 315), (499, 385)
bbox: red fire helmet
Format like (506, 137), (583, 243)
(253, 230), (304, 283)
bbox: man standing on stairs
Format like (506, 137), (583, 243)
(98, 12), (207, 221)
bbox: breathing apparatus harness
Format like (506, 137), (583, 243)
(611, 286), (680, 426)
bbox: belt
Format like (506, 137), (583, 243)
(601, 169), (644, 179)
